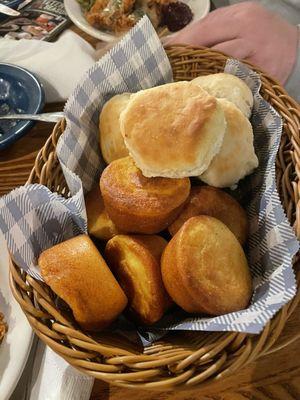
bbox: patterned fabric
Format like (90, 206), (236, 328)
(145, 60), (299, 335)
(57, 17), (173, 196)
(0, 17), (298, 334)
(0, 16), (171, 280)
(0, 184), (86, 279)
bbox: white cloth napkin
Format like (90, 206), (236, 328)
(0, 30), (97, 103)
(1, 30), (97, 399)
(11, 337), (94, 400)
(29, 341), (94, 400)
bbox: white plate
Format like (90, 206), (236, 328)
(0, 233), (33, 400)
(64, 0), (210, 42)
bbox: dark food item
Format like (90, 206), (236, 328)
(161, 1), (193, 32)
(83, 0), (193, 33)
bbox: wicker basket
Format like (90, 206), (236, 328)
(9, 46), (300, 390)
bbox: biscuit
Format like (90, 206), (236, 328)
(162, 216), (252, 315)
(39, 235), (128, 331)
(120, 81), (226, 178)
(99, 93), (130, 164)
(169, 186), (248, 245)
(100, 156), (191, 234)
(199, 99), (258, 188)
(85, 185), (120, 240)
(193, 73), (253, 118)
(105, 234), (171, 324)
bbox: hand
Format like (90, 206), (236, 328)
(165, 2), (299, 84)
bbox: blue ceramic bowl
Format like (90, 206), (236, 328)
(0, 63), (45, 151)
(0, 0), (22, 8)
(0, 0), (23, 21)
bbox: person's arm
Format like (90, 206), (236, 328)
(165, 2), (299, 89)
(285, 26), (300, 103)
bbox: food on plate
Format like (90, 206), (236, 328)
(120, 81), (226, 178)
(168, 186), (248, 245)
(100, 156), (191, 233)
(99, 93), (130, 164)
(39, 235), (128, 331)
(161, 216), (253, 315)
(0, 312), (7, 343)
(199, 99), (259, 188)
(85, 0), (138, 32)
(85, 185), (121, 240)
(105, 234), (172, 324)
(161, 2), (193, 32)
(192, 73), (254, 118)
(81, 0), (193, 34)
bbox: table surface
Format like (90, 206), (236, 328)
(1, 25), (300, 400)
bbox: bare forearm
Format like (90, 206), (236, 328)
(285, 28), (300, 103)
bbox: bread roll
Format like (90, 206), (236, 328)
(169, 186), (248, 245)
(199, 99), (258, 188)
(120, 81), (226, 178)
(105, 234), (171, 324)
(192, 73), (253, 118)
(39, 235), (127, 331)
(85, 185), (120, 240)
(162, 216), (252, 315)
(99, 93), (130, 164)
(100, 156), (191, 234)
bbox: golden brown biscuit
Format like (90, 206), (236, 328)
(192, 73), (253, 118)
(120, 81), (226, 178)
(100, 156), (191, 234)
(162, 216), (252, 315)
(39, 235), (128, 331)
(105, 234), (171, 325)
(199, 99), (258, 188)
(85, 185), (120, 240)
(169, 186), (248, 245)
(99, 93), (130, 164)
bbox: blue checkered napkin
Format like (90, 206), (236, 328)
(0, 16), (171, 281)
(57, 16), (173, 196)
(0, 184), (86, 280)
(142, 60), (299, 336)
(0, 15), (298, 334)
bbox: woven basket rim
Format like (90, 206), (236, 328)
(9, 45), (300, 390)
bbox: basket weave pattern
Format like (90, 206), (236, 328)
(9, 46), (300, 390)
